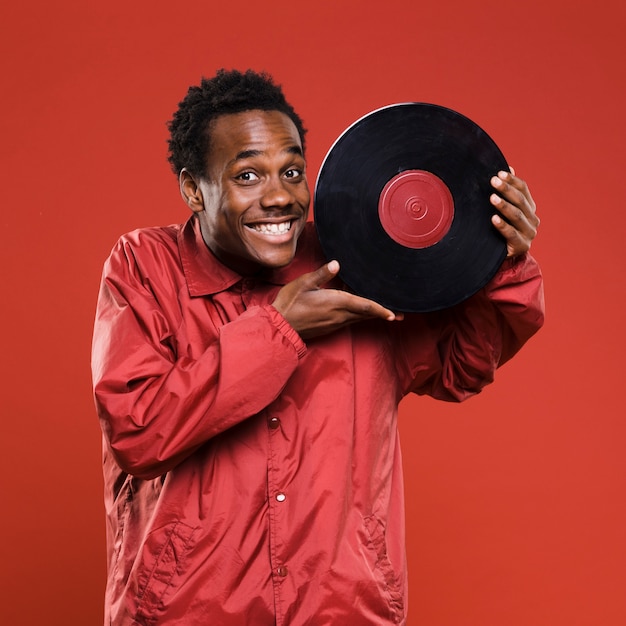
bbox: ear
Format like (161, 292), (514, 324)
(179, 168), (205, 213)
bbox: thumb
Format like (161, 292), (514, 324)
(308, 260), (340, 289)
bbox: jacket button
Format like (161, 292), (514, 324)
(276, 566), (288, 577)
(275, 492), (286, 502)
(268, 416), (281, 429)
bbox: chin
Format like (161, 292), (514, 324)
(255, 242), (299, 268)
(262, 254), (296, 269)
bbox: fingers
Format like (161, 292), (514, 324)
(491, 213), (528, 258)
(335, 290), (399, 322)
(490, 170), (540, 257)
(300, 261), (397, 321)
(490, 170), (537, 220)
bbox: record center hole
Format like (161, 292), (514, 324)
(408, 198), (427, 219)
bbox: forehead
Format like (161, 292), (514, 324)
(207, 110), (302, 160)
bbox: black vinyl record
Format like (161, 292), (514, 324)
(314, 103), (509, 312)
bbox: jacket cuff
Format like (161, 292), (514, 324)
(265, 306), (307, 359)
(489, 251), (538, 285)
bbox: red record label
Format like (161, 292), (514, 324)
(378, 170), (454, 249)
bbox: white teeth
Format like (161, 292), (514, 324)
(251, 221), (292, 235)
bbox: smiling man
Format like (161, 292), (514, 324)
(91, 69), (544, 625)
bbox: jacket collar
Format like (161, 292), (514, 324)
(178, 215), (325, 297)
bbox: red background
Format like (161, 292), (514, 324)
(1, 1), (624, 624)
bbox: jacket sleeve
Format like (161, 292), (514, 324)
(91, 243), (306, 480)
(396, 252), (545, 402)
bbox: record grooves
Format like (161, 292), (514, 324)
(314, 103), (509, 312)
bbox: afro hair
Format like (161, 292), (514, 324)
(167, 68), (307, 178)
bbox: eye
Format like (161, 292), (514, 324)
(284, 168), (303, 180)
(236, 171), (259, 182)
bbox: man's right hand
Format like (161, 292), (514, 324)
(272, 261), (403, 340)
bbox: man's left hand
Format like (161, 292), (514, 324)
(490, 170), (540, 258)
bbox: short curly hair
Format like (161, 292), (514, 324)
(167, 69), (307, 178)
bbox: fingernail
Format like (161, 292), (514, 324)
(492, 176), (503, 188)
(328, 260), (339, 272)
(490, 193), (502, 205)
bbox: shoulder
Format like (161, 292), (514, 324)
(104, 223), (184, 279)
(108, 224), (181, 261)
(114, 224), (181, 253)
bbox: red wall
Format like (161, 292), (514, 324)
(1, 0), (624, 624)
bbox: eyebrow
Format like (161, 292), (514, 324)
(234, 145), (303, 161)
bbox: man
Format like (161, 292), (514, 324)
(92, 69), (544, 625)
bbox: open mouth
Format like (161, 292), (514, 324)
(247, 220), (293, 236)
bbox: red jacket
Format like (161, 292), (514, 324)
(92, 217), (544, 625)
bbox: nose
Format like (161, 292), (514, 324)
(260, 176), (295, 209)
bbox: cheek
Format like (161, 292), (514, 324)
(218, 191), (249, 226)
(211, 200), (240, 232)
(300, 181), (311, 201)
